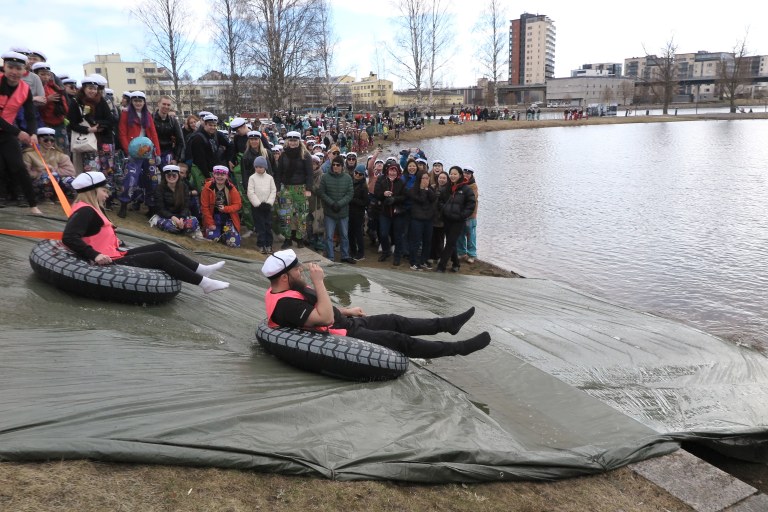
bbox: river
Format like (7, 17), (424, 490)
(414, 119), (768, 348)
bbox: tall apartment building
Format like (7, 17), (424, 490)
(508, 13), (555, 85)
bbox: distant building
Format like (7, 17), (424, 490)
(83, 54), (167, 100)
(509, 13), (556, 86)
(572, 62), (622, 77)
(546, 76), (636, 106)
(394, 89), (464, 109)
(349, 73), (394, 110)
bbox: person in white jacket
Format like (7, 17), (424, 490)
(247, 156), (277, 254)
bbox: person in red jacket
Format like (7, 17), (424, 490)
(0, 51), (42, 213)
(119, 91), (161, 215)
(201, 165), (242, 247)
(118, 91), (160, 155)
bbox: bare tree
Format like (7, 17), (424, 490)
(719, 33), (753, 113)
(642, 38), (678, 115)
(247, 0), (320, 112)
(132, 0), (196, 104)
(313, 0), (340, 107)
(620, 80), (635, 105)
(389, 0), (429, 104)
(476, 0), (507, 107)
(601, 86), (615, 104)
(210, 0), (252, 114)
(425, 0), (453, 109)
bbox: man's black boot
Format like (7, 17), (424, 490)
(456, 332), (491, 356)
(443, 307), (475, 335)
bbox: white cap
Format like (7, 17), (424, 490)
(247, 130), (261, 138)
(131, 91), (146, 99)
(29, 50), (47, 61)
(37, 127), (56, 136)
(203, 114), (218, 122)
(91, 74), (108, 86)
(162, 164), (180, 173)
(262, 249), (299, 278)
(1, 51), (28, 65)
(72, 171), (108, 192)
(31, 62), (51, 72)
(229, 117), (246, 129)
(285, 131), (301, 138)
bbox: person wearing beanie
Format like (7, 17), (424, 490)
(373, 162), (407, 264)
(348, 164), (369, 261)
(262, 249), (490, 358)
(246, 155), (277, 254)
(62, 171), (229, 294)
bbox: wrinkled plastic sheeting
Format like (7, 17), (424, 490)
(2, 211), (765, 481)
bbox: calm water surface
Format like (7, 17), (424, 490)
(415, 120), (768, 346)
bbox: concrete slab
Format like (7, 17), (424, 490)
(727, 493), (768, 512)
(630, 451), (757, 512)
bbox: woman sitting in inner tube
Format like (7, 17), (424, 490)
(62, 171), (230, 294)
(262, 249), (491, 357)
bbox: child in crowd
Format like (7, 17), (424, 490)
(246, 156), (277, 254)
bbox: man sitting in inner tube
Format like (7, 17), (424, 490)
(262, 249), (491, 358)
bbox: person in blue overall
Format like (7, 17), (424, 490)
(117, 136), (157, 218)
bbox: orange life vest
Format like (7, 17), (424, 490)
(0, 74), (30, 125)
(264, 288), (347, 335)
(71, 201), (126, 260)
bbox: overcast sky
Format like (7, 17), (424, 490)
(3, 0), (766, 90)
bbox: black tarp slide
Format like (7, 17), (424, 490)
(1, 211), (766, 482)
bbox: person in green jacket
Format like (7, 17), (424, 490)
(317, 155), (355, 264)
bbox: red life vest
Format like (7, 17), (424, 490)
(264, 288), (347, 335)
(71, 201), (126, 260)
(0, 74), (30, 125)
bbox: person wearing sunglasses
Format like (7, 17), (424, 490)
(23, 127), (76, 204)
(275, 131), (313, 249)
(63, 171), (229, 294)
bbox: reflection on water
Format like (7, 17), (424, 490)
(415, 120), (768, 347)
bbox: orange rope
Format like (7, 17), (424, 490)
(32, 143), (72, 217)
(0, 229), (63, 240)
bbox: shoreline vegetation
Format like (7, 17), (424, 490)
(3, 111), (765, 511)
